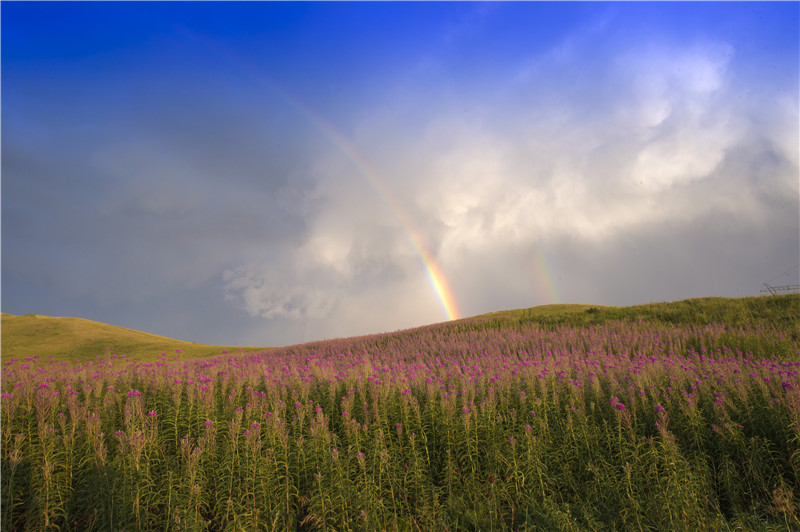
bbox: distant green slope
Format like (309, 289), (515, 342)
(463, 294), (799, 329)
(0, 313), (269, 363)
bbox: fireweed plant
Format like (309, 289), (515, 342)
(2, 314), (799, 530)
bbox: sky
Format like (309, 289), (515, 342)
(2, 2), (798, 348)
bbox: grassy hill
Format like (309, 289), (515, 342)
(463, 294), (799, 329)
(2, 294), (797, 364)
(0, 313), (268, 363)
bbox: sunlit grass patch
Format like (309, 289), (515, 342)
(1, 313), (269, 363)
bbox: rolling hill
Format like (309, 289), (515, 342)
(2, 294), (797, 364)
(0, 313), (268, 362)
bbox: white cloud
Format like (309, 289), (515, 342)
(222, 259), (342, 320)
(220, 34), (797, 336)
(418, 40), (752, 245)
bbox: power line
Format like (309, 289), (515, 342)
(760, 283), (800, 296)
(767, 263), (800, 284)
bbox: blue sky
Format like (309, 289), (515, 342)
(3, 2), (798, 347)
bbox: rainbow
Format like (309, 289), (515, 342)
(284, 95), (461, 321)
(185, 33), (462, 320)
(528, 245), (560, 305)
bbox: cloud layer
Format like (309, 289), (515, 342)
(218, 34), (797, 342)
(3, 3), (797, 346)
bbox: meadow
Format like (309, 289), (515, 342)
(1, 295), (799, 531)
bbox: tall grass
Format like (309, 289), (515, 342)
(2, 298), (799, 530)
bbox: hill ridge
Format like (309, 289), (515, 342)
(2, 294), (797, 363)
(1, 312), (269, 362)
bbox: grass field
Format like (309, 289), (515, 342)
(1, 294), (798, 530)
(0, 313), (269, 363)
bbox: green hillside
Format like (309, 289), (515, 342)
(464, 294), (799, 329)
(0, 313), (268, 363)
(3, 294), (797, 364)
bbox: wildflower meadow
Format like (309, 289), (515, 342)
(2, 297), (799, 530)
